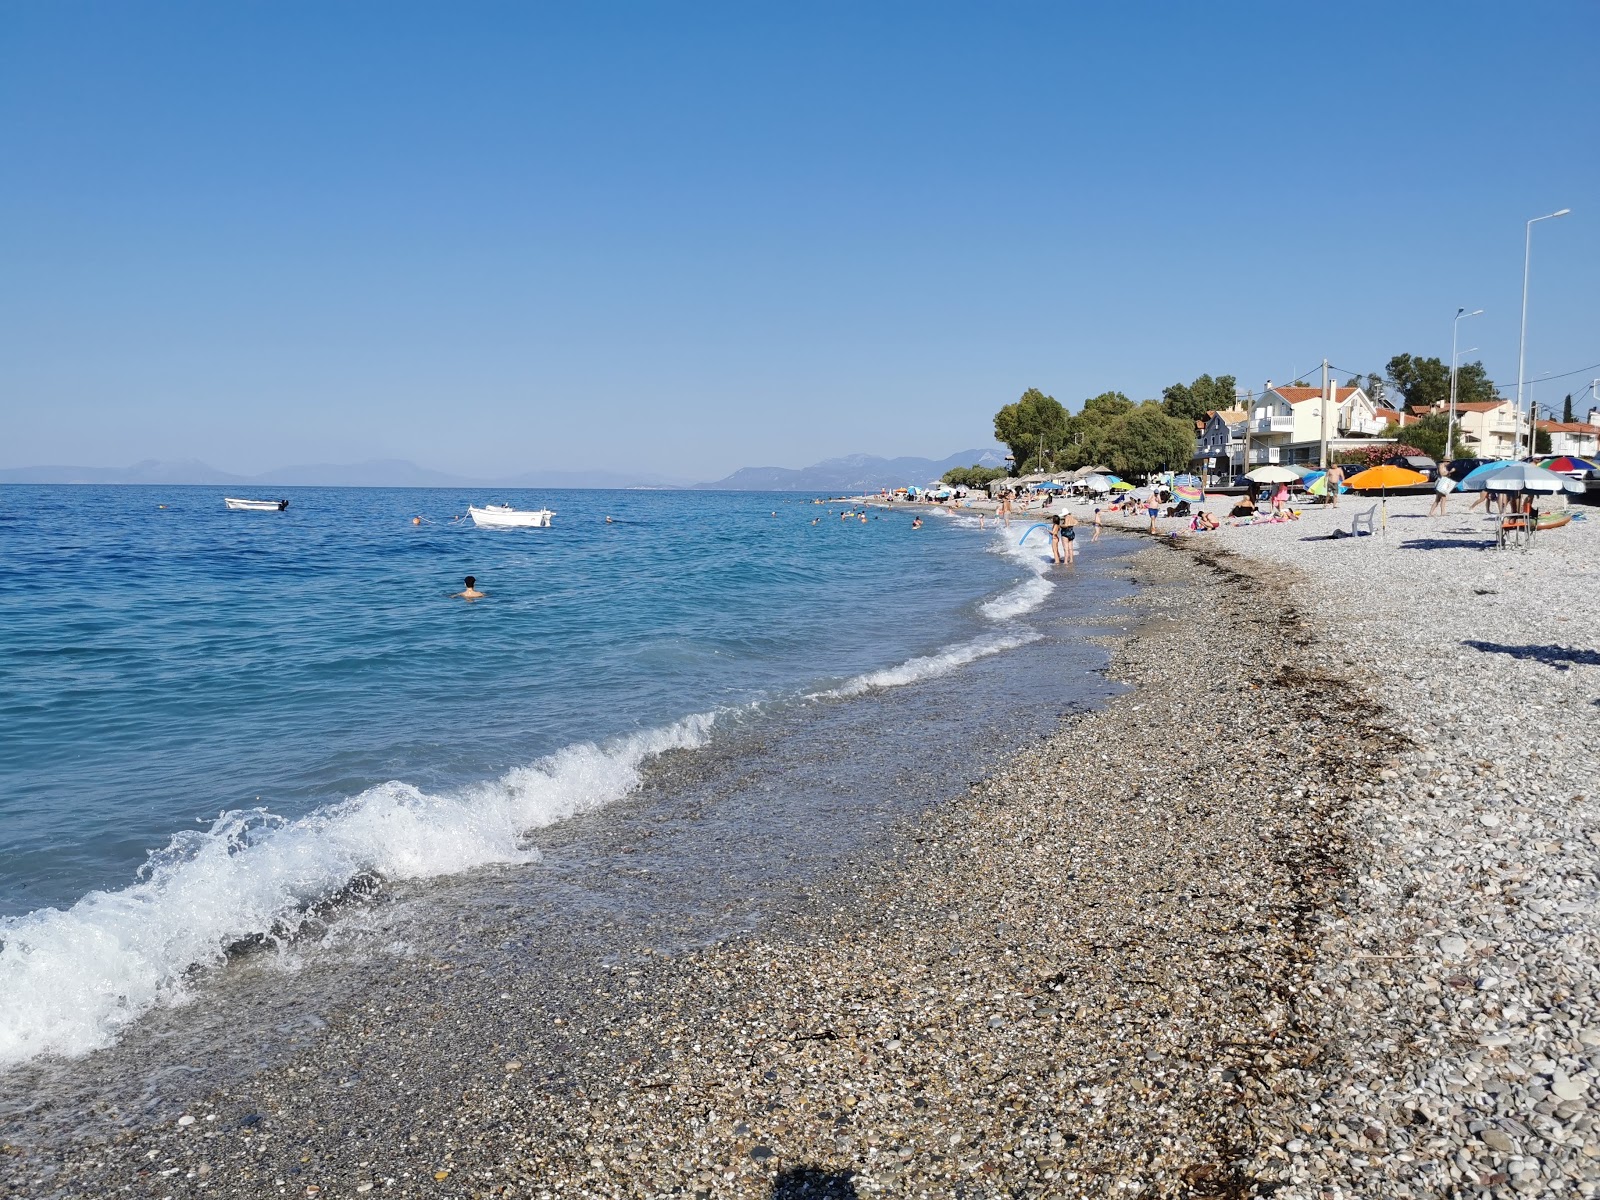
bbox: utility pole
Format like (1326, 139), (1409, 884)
(1243, 384), (1264, 479)
(1319, 359), (1331, 470)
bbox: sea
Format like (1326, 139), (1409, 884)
(0, 485), (1138, 1113)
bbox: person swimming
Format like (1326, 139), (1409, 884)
(911, 516), (923, 528)
(455, 575), (484, 600)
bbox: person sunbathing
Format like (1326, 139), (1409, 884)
(1191, 511), (1220, 531)
(1229, 497), (1256, 518)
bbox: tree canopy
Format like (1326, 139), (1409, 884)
(1386, 354), (1496, 413)
(993, 388), (1070, 473)
(1372, 412), (1464, 462)
(1161, 373), (1238, 424)
(941, 464), (1009, 488)
(1097, 404), (1196, 478)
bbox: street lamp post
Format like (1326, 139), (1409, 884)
(1447, 308), (1482, 461)
(1516, 208), (1571, 459)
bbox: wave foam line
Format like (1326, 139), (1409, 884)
(0, 713), (715, 1069)
(978, 520), (1056, 620)
(817, 630), (1041, 699)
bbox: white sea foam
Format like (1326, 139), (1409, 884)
(978, 520), (1056, 620)
(818, 630), (1041, 699)
(0, 713), (715, 1068)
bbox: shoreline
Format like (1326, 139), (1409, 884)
(9, 498), (1596, 1197)
(5, 540), (1396, 1198)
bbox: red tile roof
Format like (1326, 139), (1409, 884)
(1537, 419), (1600, 433)
(1273, 386), (1363, 405)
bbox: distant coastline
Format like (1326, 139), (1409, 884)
(0, 447), (1008, 493)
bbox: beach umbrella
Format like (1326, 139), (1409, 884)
(1244, 465), (1299, 484)
(1080, 473), (1113, 492)
(1453, 461), (1507, 490)
(1302, 469), (1348, 497)
(1463, 462), (1583, 495)
(1281, 464), (1313, 479)
(1031, 480), (1065, 491)
(1170, 473), (1205, 503)
(1343, 464), (1428, 490)
(1343, 463), (1428, 530)
(1110, 480), (1135, 491)
(1538, 455), (1600, 474)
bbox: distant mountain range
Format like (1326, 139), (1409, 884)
(0, 449), (1008, 492)
(0, 458), (693, 490)
(694, 449), (1008, 492)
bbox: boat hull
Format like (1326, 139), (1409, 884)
(468, 505), (554, 528)
(224, 497), (288, 511)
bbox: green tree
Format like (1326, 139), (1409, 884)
(993, 388), (1069, 473)
(1098, 405), (1196, 479)
(1564, 394), (1575, 423)
(1161, 373), (1238, 424)
(1535, 427), (1552, 455)
(1386, 353), (1495, 412)
(941, 464), (1008, 488)
(1383, 412), (1462, 461)
(1059, 391), (1138, 471)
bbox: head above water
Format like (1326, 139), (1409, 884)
(464, 576), (475, 588)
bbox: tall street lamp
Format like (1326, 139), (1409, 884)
(1448, 307), (1483, 460)
(1516, 208), (1571, 459)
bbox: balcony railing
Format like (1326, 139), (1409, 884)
(1252, 415), (1296, 435)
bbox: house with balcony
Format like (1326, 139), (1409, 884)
(1536, 417), (1600, 459)
(1194, 408), (1247, 479)
(1243, 385), (1386, 466)
(1451, 400), (1527, 459)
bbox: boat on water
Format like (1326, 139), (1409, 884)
(468, 504), (555, 529)
(224, 497), (289, 512)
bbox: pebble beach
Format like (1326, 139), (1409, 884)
(6, 494), (1599, 1199)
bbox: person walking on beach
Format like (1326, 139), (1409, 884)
(1060, 512), (1079, 564)
(454, 575), (484, 600)
(1048, 513), (1064, 564)
(1429, 461), (1456, 516)
(1091, 507), (1102, 542)
(998, 492), (1013, 529)
(1326, 463), (1344, 508)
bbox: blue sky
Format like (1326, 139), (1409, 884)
(3, 1), (1596, 480)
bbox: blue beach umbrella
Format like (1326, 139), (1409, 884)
(1302, 470), (1348, 496)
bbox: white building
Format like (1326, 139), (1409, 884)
(1244, 385), (1386, 466)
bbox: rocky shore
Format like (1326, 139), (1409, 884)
(5, 539), (1412, 1199)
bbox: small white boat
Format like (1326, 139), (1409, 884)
(224, 497), (289, 511)
(468, 504), (554, 528)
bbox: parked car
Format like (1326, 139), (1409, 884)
(1445, 457), (1493, 482)
(1383, 453), (1439, 481)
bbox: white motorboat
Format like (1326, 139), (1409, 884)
(468, 504), (554, 528)
(224, 497), (289, 511)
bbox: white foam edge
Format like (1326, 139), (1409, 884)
(0, 711), (716, 1069)
(813, 629), (1042, 700)
(977, 519), (1057, 620)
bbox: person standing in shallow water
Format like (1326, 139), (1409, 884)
(455, 575), (484, 600)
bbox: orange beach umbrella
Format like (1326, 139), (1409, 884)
(1342, 464), (1428, 490)
(1342, 464), (1428, 530)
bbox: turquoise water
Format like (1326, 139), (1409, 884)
(0, 484), (1071, 1066)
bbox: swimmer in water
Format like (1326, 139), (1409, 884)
(412, 516), (423, 526)
(606, 516), (614, 523)
(911, 516), (923, 529)
(455, 575), (484, 600)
